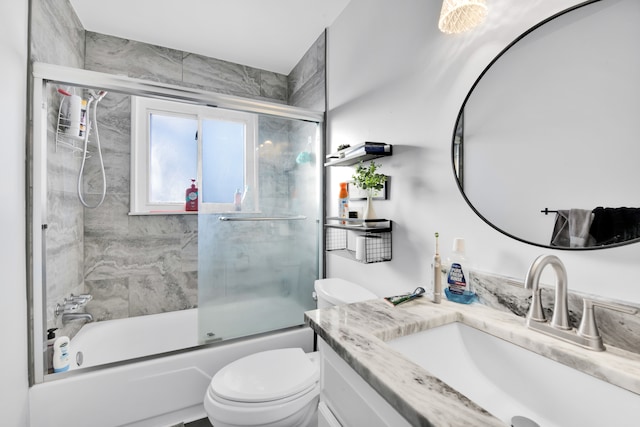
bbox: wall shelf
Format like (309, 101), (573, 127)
(324, 142), (392, 167)
(325, 217), (392, 263)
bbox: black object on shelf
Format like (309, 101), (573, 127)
(324, 142), (392, 167)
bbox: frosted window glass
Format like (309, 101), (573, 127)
(149, 114), (198, 203)
(201, 119), (245, 203)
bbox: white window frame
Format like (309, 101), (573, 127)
(131, 96), (257, 214)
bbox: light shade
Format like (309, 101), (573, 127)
(438, 0), (488, 34)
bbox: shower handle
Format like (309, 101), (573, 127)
(218, 215), (307, 222)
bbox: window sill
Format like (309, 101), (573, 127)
(128, 211), (199, 216)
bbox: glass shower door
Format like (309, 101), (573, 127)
(197, 116), (321, 343)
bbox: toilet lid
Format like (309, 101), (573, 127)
(210, 348), (319, 403)
(315, 278), (378, 306)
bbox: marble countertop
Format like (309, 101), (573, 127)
(304, 298), (640, 426)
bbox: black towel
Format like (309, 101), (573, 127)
(589, 207), (640, 246)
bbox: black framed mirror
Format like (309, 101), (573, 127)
(452, 0), (640, 250)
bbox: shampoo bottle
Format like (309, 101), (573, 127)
(444, 238), (476, 304)
(53, 336), (71, 373)
(185, 179), (198, 211)
(338, 182), (349, 224)
(234, 188), (242, 211)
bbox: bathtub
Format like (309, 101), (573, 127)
(29, 307), (314, 427)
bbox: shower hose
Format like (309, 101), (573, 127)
(77, 93), (107, 209)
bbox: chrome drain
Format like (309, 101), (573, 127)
(511, 416), (540, 427)
(76, 351), (84, 367)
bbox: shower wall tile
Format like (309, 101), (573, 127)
(85, 32), (183, 84)
(84, 235), (182, 281)
(289, 69), (326, 110)
(182, 53), (262, 97)
(83, 193), (130, 234)
(181, 232), (199, 273)
(128, 214), (198, 236)
(30, 0), (84, 66)
(84, 92), (132, 194)
(260, 71), (288, 102)
(288, 32), (326, 110)
(129, 272), (198, 316)
(84, 278), (130, 322)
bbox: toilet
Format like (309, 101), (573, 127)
(204, 278), (377, 427)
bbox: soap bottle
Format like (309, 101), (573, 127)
(185, 179), (198, 211)
(53, 336), (71, 373)
(444, 238), (476, 304)
(338, 182), (349, 224)
(234, 188), (242, 211)
(46, 328), (58, 374)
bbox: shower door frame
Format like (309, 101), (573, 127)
(28, 62), (325, 385)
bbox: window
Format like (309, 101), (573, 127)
(131, 97), (257, 214)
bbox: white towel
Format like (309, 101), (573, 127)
(569, 209), (595, 247)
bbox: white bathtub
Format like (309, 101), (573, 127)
(69, 309), (202, 370)
(29, 307), (314, 427)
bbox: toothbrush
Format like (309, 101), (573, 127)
(433, 232), (442, 303)
(384, 287), (426, 307)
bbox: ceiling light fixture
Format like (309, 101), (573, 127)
(438, 0), (488, 34)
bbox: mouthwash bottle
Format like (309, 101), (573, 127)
(444, 238), (476, 304)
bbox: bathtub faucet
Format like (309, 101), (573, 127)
(62, 312), (93, 324)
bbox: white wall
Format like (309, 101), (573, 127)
(0, 0), (29, 426)
(326, 0), (640, 304)
(464, 0), (640, 245)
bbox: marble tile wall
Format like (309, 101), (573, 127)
(31, 0), (86, 334)
(32, 0), (325, 333)
(288, 32), (326, 110)
(473, 270), (640, 354)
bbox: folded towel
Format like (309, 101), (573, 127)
(550, 209), (595, 247)
(550, 210), (570, 247)
(590, 207), (640, 245)
(568, 208), (595, 247)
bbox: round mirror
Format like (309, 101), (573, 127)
(453, 0), (640, 249)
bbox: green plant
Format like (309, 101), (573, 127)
(352, 161), (387, 196)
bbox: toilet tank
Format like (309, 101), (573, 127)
(314, 278), (378, 309)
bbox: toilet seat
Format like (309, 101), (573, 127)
(210, 348), (319, 403)
(205, 349), (320, 426)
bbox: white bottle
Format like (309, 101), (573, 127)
(66, 94), (82, 137)
(53, 336), (71, 373)
(445, 238), (476, 304)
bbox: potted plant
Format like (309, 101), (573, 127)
(352, 160), (387, 224)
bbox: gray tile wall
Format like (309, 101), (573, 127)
(32, 0), (326, 335)
(31, 0), (86, 334)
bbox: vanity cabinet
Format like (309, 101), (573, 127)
(324, 217), (392, 263)
(318, 338), (411, 427)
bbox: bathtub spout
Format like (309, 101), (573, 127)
(62, 312), (93, 324)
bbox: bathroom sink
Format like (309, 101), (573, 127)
(387, 322), (639, 427)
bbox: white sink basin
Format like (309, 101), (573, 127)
(388, 322), (639, 427)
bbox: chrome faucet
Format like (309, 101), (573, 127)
(62, 312), (93, 324)
(524, 254), (637, 351)
(524, 254), (570, 330)
(56, 293), (94, 324)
